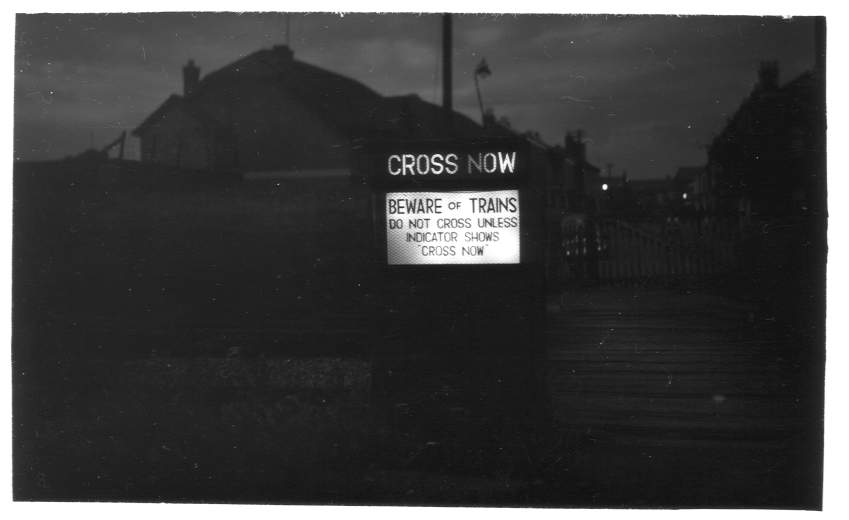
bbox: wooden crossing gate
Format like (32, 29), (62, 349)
(558, 214), (741, 284)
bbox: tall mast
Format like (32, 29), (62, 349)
(285, 13), (291, 47)
(442, 13), (453, 129)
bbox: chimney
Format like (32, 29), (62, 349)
(565, 130), (586, 200)
(183, 59), (200, 97)
(576, 130), (585, 160)
(564, 132), (575, 154)
(272, 44), (294, 61)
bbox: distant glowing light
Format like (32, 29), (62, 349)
(602, 183), (609, 191)
(682, 193), (688, 200)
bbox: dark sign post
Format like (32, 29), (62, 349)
(355, 138), (551, 465)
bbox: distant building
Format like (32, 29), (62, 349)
(704, 61), (825, 217)
(620, 177), (678, 215)
(589, 170), (698, 218)
(132, 45), (493, 173)
(673, 166), (704, 209)
(548, 131), (602, 213)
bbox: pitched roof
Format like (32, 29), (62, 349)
(131, 95), (182, 136)
(369, 94), (499, 139)
(710, 69), (821, 156)
(133, 45), (493, 141)
(562, 156), (601, 175)
(133, 92), (224, 137)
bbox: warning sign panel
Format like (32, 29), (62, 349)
(385, 190), (521, 265)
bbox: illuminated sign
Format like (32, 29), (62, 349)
(384, 151), (518, 177)
(385, 190), (520, 265)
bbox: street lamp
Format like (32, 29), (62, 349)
(474, 58), (491, 124)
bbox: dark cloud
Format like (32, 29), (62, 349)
(14, 13), (817, 177)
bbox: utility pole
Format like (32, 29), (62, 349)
(285, 13), (291, 47)
(442, 13), (453, 132)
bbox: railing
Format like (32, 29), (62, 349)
(557, 214), (741, 284)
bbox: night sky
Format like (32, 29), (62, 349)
(14, 13), (817, 179)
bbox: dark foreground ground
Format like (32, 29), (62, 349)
(12, 160), (823, 507)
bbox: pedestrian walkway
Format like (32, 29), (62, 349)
(544, 287), (818, 507)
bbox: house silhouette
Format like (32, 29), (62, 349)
(132, 45), (495, 173)
(704, 61), (825, 217)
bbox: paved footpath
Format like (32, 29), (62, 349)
(544, 287), (820, 508)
